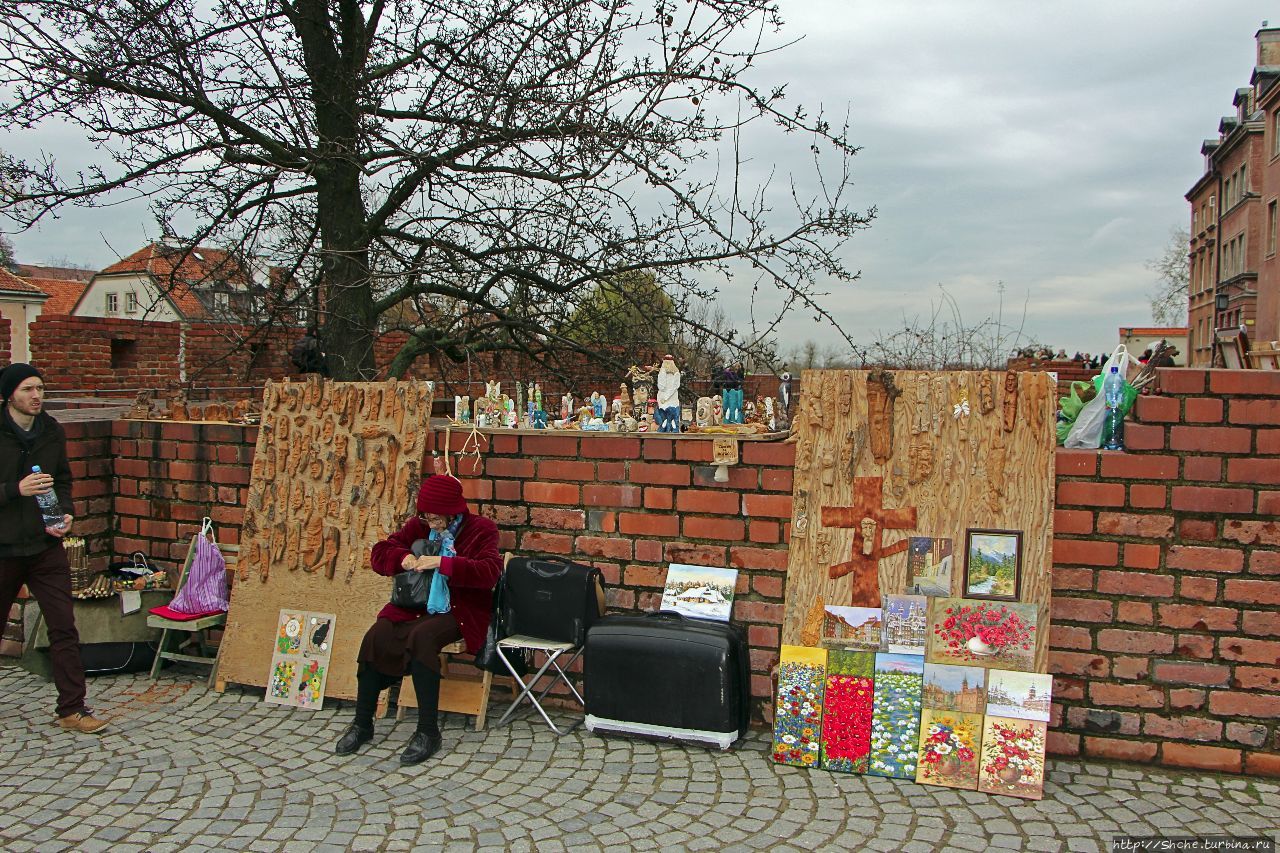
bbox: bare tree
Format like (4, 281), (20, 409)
(1146, 227), (1190, 327)
(0, 1), (872, 380)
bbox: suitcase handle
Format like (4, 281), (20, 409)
(526, 559), (573, 579)
(648, 610), (689, 622)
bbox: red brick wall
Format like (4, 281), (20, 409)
(1049, 368), (1280, 777)
(0, 314), (10, 367)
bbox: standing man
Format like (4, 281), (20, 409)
(0, 363), (107, 734)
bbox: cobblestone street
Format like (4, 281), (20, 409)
(2, 665), (1277, 852)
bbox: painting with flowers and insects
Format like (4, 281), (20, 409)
(978, 715), (1047, 800)
(819, 650), (875, 773)
(927, 598), (1038, 672)
(915, 709), (983, 790)
(771, 645), (827, 768)
(866, 653), (924, 780)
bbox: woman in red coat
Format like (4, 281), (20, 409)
(335, 475), (501, 765)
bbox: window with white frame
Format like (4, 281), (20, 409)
(125, 291), (138, 313)
(105, 292), (118, 313)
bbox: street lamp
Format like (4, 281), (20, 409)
(1215, 291), (1229, 312)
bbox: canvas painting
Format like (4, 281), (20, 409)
(881, 594), (928, 654)
(866, 653), (924, 779)
(294, 659), (329, 710)
(927, 598), (1039, 672)
(660, 564), (738, 621)
(276, 611), (306, 655)
(771, 645), (827, 768)
(916, 709), (984, 790)
(819, 650), (876, 773)
(963, 529), (1022, 600)
(978, 716), (1047, 800)
(907, 537), (954, 597)
(821, 606), (883, 651)
(304, 614), (335, 656)
(266, 656), (298, 702)
(985, 670), (1053, 723)
(922, 663), (987, 713)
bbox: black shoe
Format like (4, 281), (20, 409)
(400, 731), (442, 765)
(335, 724), (373, 756)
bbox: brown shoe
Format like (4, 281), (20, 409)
(56, 712), (109, 734)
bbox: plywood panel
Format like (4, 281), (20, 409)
(780, 370), (1055, 674)
(218, 376), (434, 700)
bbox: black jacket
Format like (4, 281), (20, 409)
(0, 408), (72, 557)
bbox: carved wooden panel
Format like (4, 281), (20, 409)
(780, 370), (1055, 674)
(218, 376), (434, 700)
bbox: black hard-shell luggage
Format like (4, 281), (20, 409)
(502, 556), (602, 646)
(584, 612), (750, 749)
(80, 642), (156, 676)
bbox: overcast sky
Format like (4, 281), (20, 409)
(3, 1), (1275, 358)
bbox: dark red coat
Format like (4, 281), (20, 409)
(369, 511), (501, 654)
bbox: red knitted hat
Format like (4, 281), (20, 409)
(416, 475), (468, 515)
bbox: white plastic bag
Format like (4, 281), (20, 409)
(1064, 345), (1140, 449)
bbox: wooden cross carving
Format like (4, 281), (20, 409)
(820, 477), (918, 607)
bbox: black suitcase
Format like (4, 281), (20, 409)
(80, 642), (156, 676)
(502, 556), (602, 646)
(584, 612), (750, 749)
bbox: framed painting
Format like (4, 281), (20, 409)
(963, 529), (1022, 601)
(978, 716), (1047, 800)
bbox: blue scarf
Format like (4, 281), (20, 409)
(426, 515), (462, 613)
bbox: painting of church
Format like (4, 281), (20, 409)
(922, 663), (986, 713)
(881, 594), (928, 654)
(985, 670), (1052, 723)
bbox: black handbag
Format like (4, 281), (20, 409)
(389, 538), (438, 609)
(474, 572), (529, 675)
(503, 556), (603, 646)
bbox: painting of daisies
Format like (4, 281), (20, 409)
(820, 650), (875, 773)
(915, 709), (983, 790)
(978, 715), (1048, 800)
(772, 645), (827, 768)
(866, 653), (924, 779)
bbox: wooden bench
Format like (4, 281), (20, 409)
(394, 640), (495, 731)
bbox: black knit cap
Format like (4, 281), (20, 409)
(0, 363), (42, 402)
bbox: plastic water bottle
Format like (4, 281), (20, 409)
(30, 465), (65, 529)
(1102, 366), (1125, 451)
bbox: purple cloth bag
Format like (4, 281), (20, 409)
(169, 519), (229, 615)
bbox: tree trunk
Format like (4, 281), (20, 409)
(315, 161), (375, 379)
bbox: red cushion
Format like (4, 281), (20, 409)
(148, 604), (225, 622)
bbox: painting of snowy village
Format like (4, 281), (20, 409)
(659, 564), (739, 621)
(821, 606), (884, 651)
(907, 537), (954, 597)
(985, 671), (1052, 723)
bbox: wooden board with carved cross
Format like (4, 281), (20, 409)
(780, 370), (1055, 674)
(217, 376), (433, 700)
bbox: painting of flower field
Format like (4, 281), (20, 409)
(978, 715), (1047, 800)
(866, 653), (924, 779)
(926, 598), (1038, 672)
(772, 645), (827, 768)
(915, 709), (983, 790)
(820, 650), (875, 773)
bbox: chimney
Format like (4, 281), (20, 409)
(1257, 24), (1280, 67)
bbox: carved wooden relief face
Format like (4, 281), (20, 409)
(860, 517), (877, 554)
(309, 458), (323, 480)
(321, 418), (335, 444)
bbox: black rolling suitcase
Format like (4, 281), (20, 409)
(584, 612), (750, 749)
(502, 556), (603, 646)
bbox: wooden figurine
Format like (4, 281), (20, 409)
(977, 371), (995, 414)
(127, 389), (155, 420)
(866, 369), (899, 464)
(169, 388), (190, 421)
(1003, 370), (1019, 432)
(792, 487), (810, 539)
(619, 383), (632, 419)
(911, 373), (931, 435)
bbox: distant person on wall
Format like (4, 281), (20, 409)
(0, 363), (107, 734)
(335, 475), (501, 765)
(290, 325), (328, 376)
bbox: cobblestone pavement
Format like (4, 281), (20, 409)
(2, 665), (1277, 852)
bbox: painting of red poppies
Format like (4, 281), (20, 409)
(771, 645), (827, 768)
(915, 709), (983, 790)
(866, 653), (924, 779)
(819, 650), (875, 773)
(926, 598), (1038, 672)
(977, 715), (1047, 800)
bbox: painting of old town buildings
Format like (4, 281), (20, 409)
(907, 537), (953, 597)
(922, 663), (986, 713)
(822, 606), (883, 651)
(985, 670), (1052, 723)
(881, 594), (928, 654)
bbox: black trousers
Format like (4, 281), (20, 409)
(0, 543), (87, 718)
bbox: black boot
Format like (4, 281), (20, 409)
(335, 724), (372, 756)
(400, 730), (442, 765)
